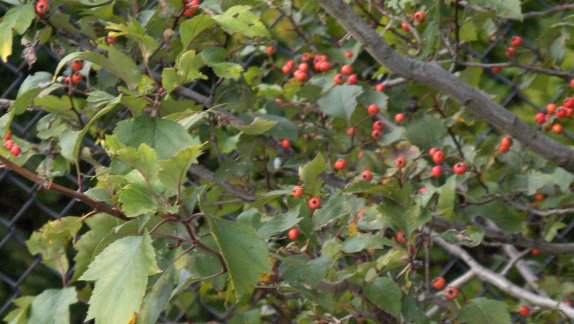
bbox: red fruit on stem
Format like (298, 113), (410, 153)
(292, 186), (304, 198)
(301, 52), (312, 62)
(281, 139), (291, 149)
(547, 103), (557, 115)
(5, 140), (14, 150)
(552, 123), (564, 134)
(418, 187), (427, 194)
(266, 46), (276, 55)
(557, 108), (567, 119)
(511, 36), (523, 48)
(491, 67), (503, 74)
(358, 150), (364, 159)
(394, 113), (405, 123)
(308, 197), (321, 210)
(72, 59), (84, 72)
(371, 129), (382, 140)
(71, 72), (83, 84)
(367, 104), (380, 116)
(433, 277), (446, 290)
(288, 228), (300, 241)
(35, 1), (48, 15)
(334, 74), (345, 85)
(282, 65), (292, 75)
(395, 156), (407, 169)
(106, 36), (118, 45)
(431, 165), (443, 178)
(347, 74), (359, 85)
(361, 170), (373, 181)
(341, 65), (353, 75)
(396, 230), (407, 244)
(294, 70), (308, 82)
(10, 145), (21, 157)
(373, 120), (385, 131)
(5, 131), (12, 140)
(444, 287), (459, 300)
(518, 306), (530, 318)
(535, 193), (545, 201)
(564, 98), (574, 109)
(375, 83), (385, 92)
(432, 150), (445, 164)
(287, 60), (296, 68)
(334, 159), (347, 171)
(319, 61), (331, 72)
(498, 145), (510, 153)
(401, 22), (409, 32)
(298, 63), (309, 72)
(345, 51), (353, 59)
(429, 147), (439, 157)
(531, 249), (541, 256)
(505, 47), (517, 58)
(453, 162), (467, 175)
(535, 112), (546, 124)
(413, 11), (426, 24)
(501, 136), (513, 147)
(184, 7), (198, 16)
(347, 127), (357, 137)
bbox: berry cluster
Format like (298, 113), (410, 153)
(534, 98), (574, 135)
(63, 59), (84, 87)
(401, 10), (426, 32)
(428, 147), (467, 177)
(3, 132), (21, 157)
(498, 136), (513, 153)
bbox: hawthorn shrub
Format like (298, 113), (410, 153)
(2, 0), (574, 323)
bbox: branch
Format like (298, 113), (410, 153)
(425, 270), (475, 318)
(431, 217), (574, 255)
(315, 0), (574, 173)
(431, 232), (574, 319)
(523, 4), (574, 19)
(500, 196), (574, 217)
(0, 155), (128, 221)
(189, 164), (255, 202)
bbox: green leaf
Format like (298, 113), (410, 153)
(317, 85), (363, 120)
(473, 0), (522, 20)
(54, 49), (143, 90)
(235, 117), (278, 135)
(80, 233), (160, 324)
(376, 248), (407, 273)
(440, 227), (484, 247)
(3, 4), (35, 34)
(313, 194), (364, 230)
(3, 296), (34, 324)
(342, 234), (386, 253)
(279, 256), (331, 288)
(208, 217), (272, 300)
(11, 72), (54, 116)
(180, 14), (216, 49)
(212, 5), (270, 38)
(162, 68), (179, 93)
(257, 204), (302, 238)
(404, 115), (447, 151)
(364, 277), (402, 318)
(435, 176), (456, 217)
(0, 25), (12, 62)
(113, 115), (195, 160)
(118, 183), (160, 217)
(158, 144), (204, 196)
(137, 267), (175, 324)
(299, 153), (328, 195)
(106, 20), (159, 61)
(177, 50), (206, 83)
(459, 298), (512, 324)
(200, 48), (243, 80)
(380, 201), (430, 236)
(29, 288), (77, 324)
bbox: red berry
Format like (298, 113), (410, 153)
(361, 170), (373, 181)
(511, 36), (523, 48)
(518, 306), (530, 318)
(552, 123), (564, 134)
(547, 103), (557, 115)
(347, 74), (359, 85)
(418, 187), (427, 194)
(294, 70), (308, 82)
(531, 249), (541, 256)
(401, 22), (409, 32)
(72, 60), (84, 72)
(292, 186), (304, 198)
(71, 72), (83, 84)
(375, 83), (385, 92)
(433, 277), (446, 290)
(35, 1), (48, 15)
(347, 127), (357, 137)
(334, 159), (347, 171)
(564, 98), (574, 109)
(505, 47), (516, 58)
(4, 131), (12, 140)
(566, 108), (574, 118)
(394, 113), (405, 123)
(429, 147), (439, 157)
(491, 67), (503, 74)
(501, 136), (513, 147)
(5, 140), (14, 150)
(358, 151), (364, 159)
(282, 65), (292, 75)
(298, 63), (309, 72)
(341, 65), (353, 75)
(287, 60), (296, 68)
(345, 50), (353, 59)
(444, 287), (459, 300)
(334, 74), (345, 85)
(266, 46), (276, 55)
(535, 112), (546, 124)
(453, 162), (467, 175)
(395, 156), (407, 169)
(413, 11), (426, 24)
(431, 165), (443, 178)
(301, 52), (312, 62)
(535, 193), (545, 201)
(432, 150), (445, 164)
(557, 108), (567, 119)
(281, 139), (291, 149)
(106, 36), (118, 45)
(319, 61), (331, 72)
(184, 6), (199, 16)
(10, 145), (21, 157)
(308, 197), (321, 210)
(373, 120), (385, 131)
(396, 230), (407, 244)
(367, 104), (380, 116)
(371, 129), (382, 140)
(288, 228), (300, 241)
(498, 145), (510, 153)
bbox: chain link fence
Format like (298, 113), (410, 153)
(1, 1), (573, 322)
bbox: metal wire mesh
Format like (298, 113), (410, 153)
(0, 2), (573, 322)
